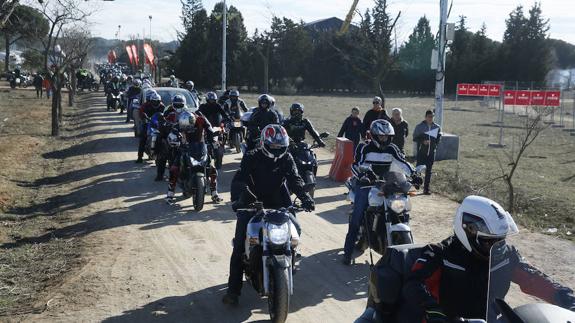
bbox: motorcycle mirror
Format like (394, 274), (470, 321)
(319, 132), (330, 139)
(415, 165), (427, 174)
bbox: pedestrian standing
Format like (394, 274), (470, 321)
(337, 107), (364, 151)
(413, 110), (442, 195)
(43, 72), (52, 99)
(33, 73), (44, 98)
(390, 108), (409, 153)
(362, 96), (390, 137)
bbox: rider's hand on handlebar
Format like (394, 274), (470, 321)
(412, 175), (423, 187)
(301, 198), (315, 212)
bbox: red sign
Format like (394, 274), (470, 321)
(515, 91), (531, 106)
(478, 85), (489, 96)
(545, 91), (561, 107)
(488, 85), (501, 97)
(468, 84), (479, 96)
(457, 84), (469, 95)
(530, 91), (545, 106)
(504, 90), (516, 105)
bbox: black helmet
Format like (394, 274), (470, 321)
(290, 103), (304, 119)
(257, 94), (272, 109)
(370, 119), (395, 149)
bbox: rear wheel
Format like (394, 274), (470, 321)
(268, 265), (290, 323)
(193, 176), (205, 211)
(112, 100), (118, 111)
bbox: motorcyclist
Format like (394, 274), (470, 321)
(218, 89), (230, 106)
(136, 92), (166, 164)
(166, 110), (223, 203)
(221, 124), (315, 306)
(156, 95), (187, 181)
(184, 80), (196, 94)
(244, 94), (281, 150)
(402, 195), (575, 322)
(198, 92), (230, 128)
(283, 103), (325, 147)
(169, 75), (178, 88)
(223, 89), (248, 120)
(342, 119), (419, 265)
(105, 75), (121, 110)
(124, 79), (143, 121)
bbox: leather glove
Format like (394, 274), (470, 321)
(231, 200), (243, 212)
(301, 198), (315, 212)
(425, 308), (449, 323)
(359, 170), (377, 185)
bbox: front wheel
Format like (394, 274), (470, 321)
(268, 265), (290, 323)
(193, 175), (205, 211)
(232, 132), (242, 153)
(9, 81), (16, 89)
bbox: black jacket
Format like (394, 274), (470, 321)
(245, 107), (281, 144)
(198, 102), (229, 127)
(391, 119), (409, 152)
(231, 150), (311, 209)
(403, 236), (575, 321)
(352, 140), (415, 185)
(363, 109), (390, 134)
(338, 116), (364, 145)
(283, 117), (322, 144)
(413, 121), (441, 159)
(223, 98), (248, 119)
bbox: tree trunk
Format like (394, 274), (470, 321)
(4, 33), (10, 72)
(505, 178), (515, 214)
(69, 68), (76, 107)
(51, 85), (59, 136)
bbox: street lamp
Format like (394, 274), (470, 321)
(149, 15), (152, 41)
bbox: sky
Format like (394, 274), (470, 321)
(88, 0), (575, 45)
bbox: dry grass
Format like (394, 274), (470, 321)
(0, 86), (85, 316)
(240, 93), (575, 240)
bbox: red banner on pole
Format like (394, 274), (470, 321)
(530, 91), (545, 106)
(504, 90), (516, 105)
(107, 50), (117, 64)
(488, 85), (501, 97)
(478, 85), (489, 96)
(131, 44), (139, 65)
(125, 46), (134, 65)
(457, 83), (469, 96)
(545, 91), (561, 107)
(515, 91), (531, 106)
(468, 84), (479, 96)
(143, 43), (155, 67)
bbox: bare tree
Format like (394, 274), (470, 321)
(48, 24), (92, 135)
(492, 108), (551, 213)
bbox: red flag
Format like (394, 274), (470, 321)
(125, 46), (134, 65)
(131, 44), (139, 65)
(144, 43), (155, 67)
(108, 49), (117, 64)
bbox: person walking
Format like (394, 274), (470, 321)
(390, 108), (408, 153)
(337, 107), (364, 151)
(413, 110), (441, 195)
(363, 96), (390, 137)
(43, 72), (52, 100)
(33, 73), (44, 98)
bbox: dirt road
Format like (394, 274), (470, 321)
(21, 94), (574, 322)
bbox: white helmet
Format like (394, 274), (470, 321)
(178, 111), (196, 131)
(454, 196), (519, 259)
(167, 131), (181, 147)
(370, 119), (395, 148)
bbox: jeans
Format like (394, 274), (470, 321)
(343, 185), (371, 258)
(417, 151), (435, 192)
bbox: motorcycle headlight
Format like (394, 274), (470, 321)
(267, 223), (290, 245)
(388, 196), (407, 213)
(234, 121), (242, 127)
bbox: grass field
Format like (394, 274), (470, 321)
(240, 93), (575, 240)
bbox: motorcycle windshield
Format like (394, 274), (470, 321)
(485, 240), (575, 323)
(381, 171), (411, 194)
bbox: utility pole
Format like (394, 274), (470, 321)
(434, 0), (448, 127)
(221, 0), (227, 91)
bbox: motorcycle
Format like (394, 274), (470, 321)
(355, 241), (575, 323)
(107, 89), (122, 111)
(238, 200), (303, 323)
(144, 112), (162, 160)
(178, 141), (209, 211)
(132, 100), (142, 138)
(209, 123), (226, 170)
(289, 132), (329, 198)
(354, 164), (426, 255)
(228, 108), (245, 153)
(8, 73), (27, 89)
